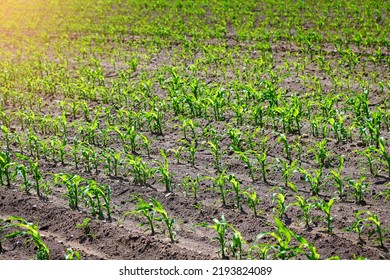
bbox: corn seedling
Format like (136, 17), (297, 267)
(252, 150), (268, 183)
(366, 211), (387, 248)
(276, 158), (298, 188)
(157, 149), (174, 192)
(347, 175), (369, 205)
(271, 188), (291, 219)
(242, 190), (262, 217)
(346, 210), (387, 248)
(0, 125), (11, 150)
(54, 173), (85, 210)
(1, 216), (49, 260)
(378, 137), (390, 177)
(145, 109), (164, 135)
(15, 153), (45, 197)
(329, 114), (349, 143)
(151, 198), (176, 242)
(312, 139), (329, 169)
(292, 195), (316, 228)
(277, 134), (292, 162)
(181, 174), (202, 200)
(0, 150), (14, 187)
(14, 163), (32, 194)
(76, 218), (95, 239)
(180, 139), (197, 167)
(230, 227), (244, 260)
(229, 174), (243, 211)
(207, 138), (223, 173)
(299, 167), (323, 196)
(126, 154), (155, 186)
(329, 155), (346, 198)
(64, 248), (82, 260)
(101, 148), (113, 176)
(181, 117), (198, 140)
(124, 197), (157, 235)
(168, 146), (184, 164)
(234, 149), (255, 181)
(105, 148), (122, 176)
(316, 198), (335, 235)
(197, 214), (240, 259)
(83, 180), (112, 220)
(345, 210), (366, 242)
(227, 127), (243, 151)
(359, 147), (379, 177)
(212, 170), (229, 207)
(255, 216), (318, 260)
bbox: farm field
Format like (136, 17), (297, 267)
(0, 0), (389, 260)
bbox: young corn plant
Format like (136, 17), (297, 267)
(345, 210), (366, 242)
(311, 139), (329, 169)
(254, 216), (319, 260)
(276, 158), (299, 188)
(101, 148), (112, 176)
(76, 217), (96, 239)
(252, 150), (269, 183)
(212, 170), (229, 207)
(197, 214), (242, 259)
(180, 117), (198, 140)
(54, 173), (85, 210)
(329, 114), (349, 143)
(329, 155), (346, 198)
(51, 137), (67, 165)
(145, 109), (164, 135)
(207, 138), (223, 173)
(106, 148), (122, 177)
(227, 127), (244, 151)
(168, 146), (184, 164)
(271, 188), (291, 220)
(366, 211), (387, 248)
(157, 149), (174, 192)
(346, 210), (387, 248)
(83, 180), (112, 220)
(180, 139), (197, 167)
(234, 149), (255, 181)
(72, 137), (80, 169)
(299, 168), (322, 196)
(112, 125), (141, 154)
(0, 125), (11, 150)
(126, 154), (155, 186)
(359, 147), (379, 177)
(123, 196), (157, 236)
(0, 150), (14, 187)
(347, 175), (369, 205)
(292, 195), (316, 228)
(316, 198), (335, 235)
(230, 226), (244, 260)
(181, 174), (202, 200)
(378, 138), (390, 177)
(1, 216), (49, 260)
(243, 127), (262, 150)
(151, 198), (176, 243)
(14, 163), (32, 194)
(277, 134), (292, 162)
(242, 190), (263, 217)
(366, 111), (382, 148)
(16, 153), (46, 198)
(229, 174), (243, 211)
(64, 248), (82, 260)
